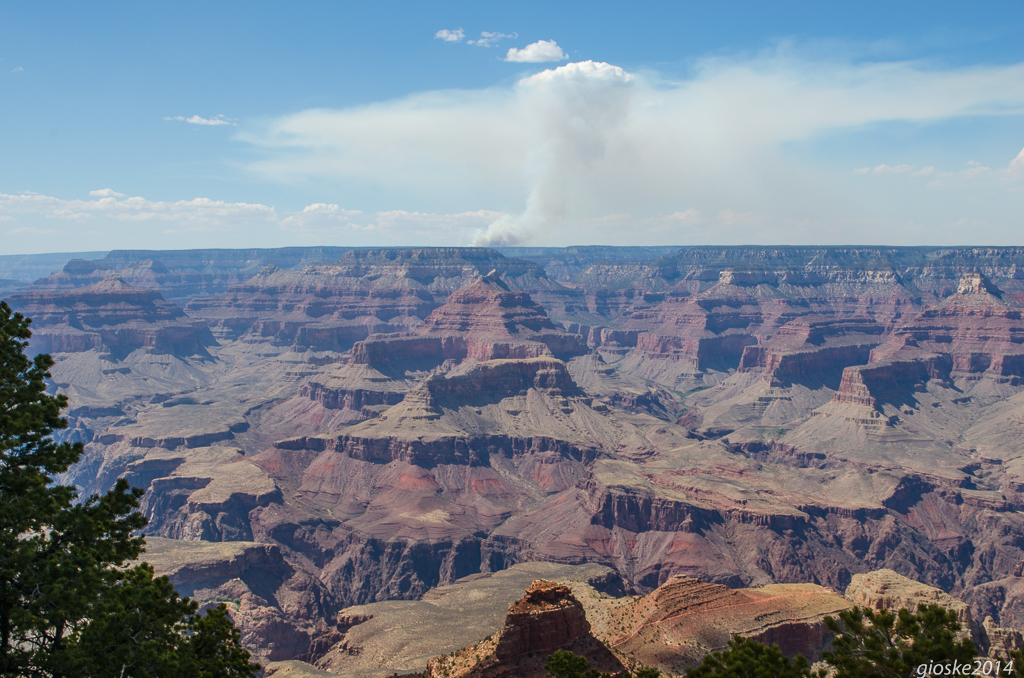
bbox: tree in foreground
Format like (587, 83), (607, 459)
(0, 301), (258, 677)
(821, 603), (976, 678)
(685, 602), (977, 678)
(545, 648), (660, 678)
(685, 636), (816, 678)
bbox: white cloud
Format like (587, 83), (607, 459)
(434, 28), (465, 43)
(0, 190), (511, 251)
(11, 66), (23, 73)
(1010, 148), (1024, 172)
(504, 39), (567, 63)
(239, 50), (1024, 246)
(0, 191), (275, 227)
(89, 188), (125, 197)
(164, 114), (236, 126)
(469, 31), (517, 47)
(854, 163), (915, 174)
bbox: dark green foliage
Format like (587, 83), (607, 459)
(822, 604), (976, 677)
(545, 648), (660, 678)
(0, 301), (258, 678)
(546, 649), (592, 678)
(685, 636), (816, 678)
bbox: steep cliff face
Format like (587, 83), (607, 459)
(830, 274), (1024, 410)
(351, 274), (587, 365)
(186, 249), (564, 350)
(425, 580), (621, 678)
(7, 277), (215, 358)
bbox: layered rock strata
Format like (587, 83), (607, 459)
(351, 273), (587, 366)
(425, 579), (622, 678)
(7, 277), (214, 358)
(186, 249), (561, 349)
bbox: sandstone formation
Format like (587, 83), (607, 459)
(141, 537), (345, 663)
(7, 277), (215, 359)
(599, 575), (850, 675)
(844, 568), (1023, 658)
(351, 272), (587, 366)
(424, 579), (622, 678)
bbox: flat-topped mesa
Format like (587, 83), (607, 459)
(844, 569), (987, 649)
(425, 579), (621, 678)
(425, 357), (583, 401)
(351, 273), (587, 365)
(7, 277), (214, 358)
(30, 247), (359, 307)
(832, 274), (1024, 407)
(738, 317), (885, 387)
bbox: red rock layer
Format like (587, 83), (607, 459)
(7, 277), (214, 358)
(185, 248), (560, 350)
(832, 274), (1024, 408)
(738, 317), (885, 387)
(606, 576), (850, 671)
(425, 580), (622, 678)
(351, 274), (586, 364)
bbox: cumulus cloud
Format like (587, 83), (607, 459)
(504, 39), (567, 63)
(89, 188), (125, 197)
(164, 114), (236, 126)
(240, 49), (1024, 246)
(11, 66), (23, 73)
(434, 28), (465, 42)
(469, 31), (517, 47)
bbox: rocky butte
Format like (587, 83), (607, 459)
(5, 245), (1024, 671)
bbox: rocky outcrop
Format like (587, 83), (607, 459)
(829, 274), (1024, 410)
(351, 273), (587, 365)
(870, 273), (1024, 383)
(845, 568), (975, 629)
(603, 575), (850, 674)
(841, 568), (1024, 658)
(841, 569), (1019, 654)
(738, 317), (884, 388)
(425, 580), (622, 678)
(142, 537), (345, 663)
(7, 277), (215, 358)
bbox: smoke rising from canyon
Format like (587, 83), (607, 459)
(471, 61), (635, 246)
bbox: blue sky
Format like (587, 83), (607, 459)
(2, 1), (1023, 253)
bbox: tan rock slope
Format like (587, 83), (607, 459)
(600, 576), (849, 674)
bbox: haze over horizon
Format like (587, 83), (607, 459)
(2, 1), (1023, 254)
